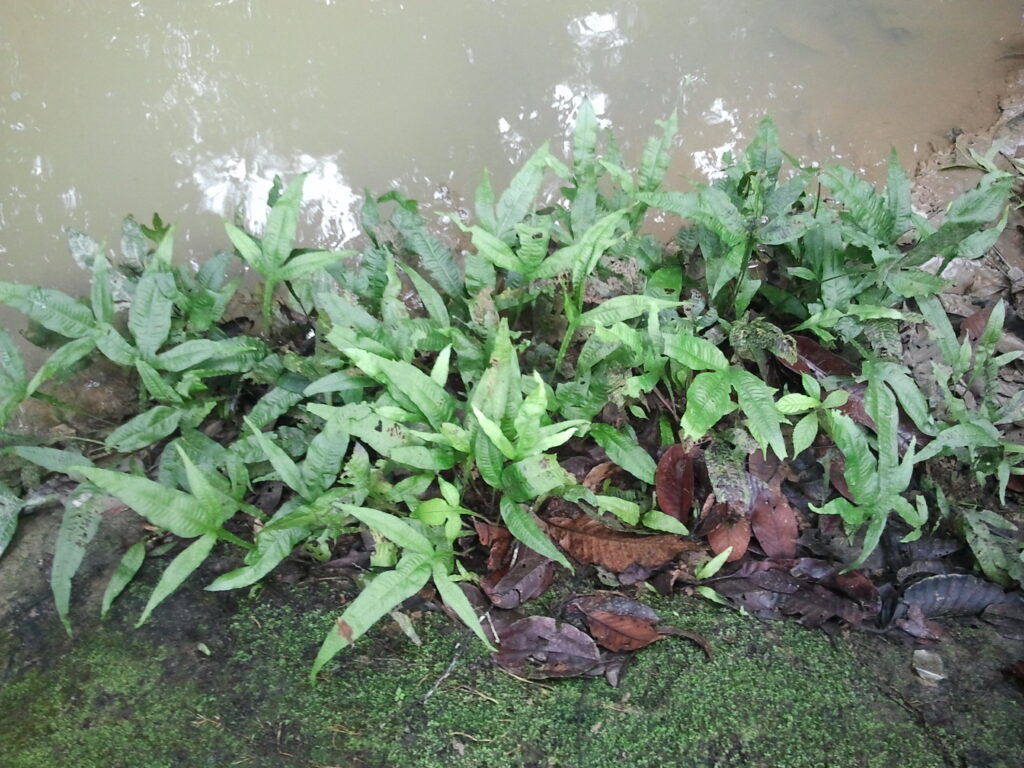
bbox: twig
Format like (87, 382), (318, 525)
(418, 642), (462, 704)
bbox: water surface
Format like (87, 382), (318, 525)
(2, 0), (1023, 294)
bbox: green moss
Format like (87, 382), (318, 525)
(2, 582), (1021, 768)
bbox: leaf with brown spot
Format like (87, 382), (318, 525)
(655, 444), (696, 523)
(544, 516), (698, 573)
(336, 617), (354, 643)
(707, 519), (750, 562)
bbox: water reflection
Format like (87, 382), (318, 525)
(0, 0), (1021, 290)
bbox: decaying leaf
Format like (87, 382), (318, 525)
(493, 616), (602, 679)
(748, 453), (799, 558)
(544, 516), (698, 573)
(901, 573), (1021, 618)
(655, 444), (696, 523)
(707, 517), (751, 562)
(482, 545), (555, 609)
(564, 593), (662, 652)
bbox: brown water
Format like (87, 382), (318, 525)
(2, 0), (1023, 295)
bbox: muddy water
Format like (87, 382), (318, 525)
(2, 0), (1023, 295)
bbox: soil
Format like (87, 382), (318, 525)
(4, 74), (1024, 768)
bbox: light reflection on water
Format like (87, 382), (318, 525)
(1, 0), (1022, 292)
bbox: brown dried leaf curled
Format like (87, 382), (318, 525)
(585, 610), (663, 652)
(545, 516), (698, 573)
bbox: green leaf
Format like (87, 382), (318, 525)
(776, 393), (819, 415)
(501, 454), (575, 503)
(136, 532), (217, 627)
(247, 387), (306, 431)
(339, 504), (434, 555)
(100, 540), (146, 619)
(593, 495), (641, 526)
(474, 169), (498, 233)
(51, 485), (104, 635)
(579, 295), (681, 327)
(642, 508), (689, 535)
(638, 110), (678, 193)
(301, 417), (349, 494)
(824, 411), (877, 501)
(311, 554), (433, 681)
(499, 495), (572, 572)
(402, 264), (450, 325)
(135, 358), (183, 404)
(392, 205), (464, 296)
(244, 417), (313, 500)
(589, 423), (656, 485)
(8, 445), (94, 475)
(129, 270), (175, 356)
(472, 405), (517, 461)
(105, 405), (182, 453)
(262, 174), (306, 272)
(915, 420), (1001, 463)
(681, 370), (735, 441)
(696, 547), (733, 579)
(343, 348), (454, 430)
(663, 332), (729, 372)
(570, 209), (628, 293)
(25, 336), (97, 397)
(791, 413), (819, 457)
(225, 222), (265, 272)
(727, 368), (787, 459)
(573, 97), (599, 179)
(76, 467), (219, 538)
(0, 282), (96, 339)
(495, 143), (550, 242)
(0, 481), (25, 560)
(276, 249), (351, 282)
(885, 148), (913, 240)
(90, 253), (114, 324)
(432, 565), (496, 649)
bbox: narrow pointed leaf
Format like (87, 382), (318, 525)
(311, 554), (432, 681)
(499, 496), (572, 572)
(136, 532), (217, 627)
(590, 424), (656, 485)
(51, 486), (104, 635)
(100, 540), (147, 619)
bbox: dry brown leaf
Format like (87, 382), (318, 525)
(707, 519), (750, 562)
(544, 516), (698, 573)
(655, 444), (696, 523)
(584, 610), (661, 652)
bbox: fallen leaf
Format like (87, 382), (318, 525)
(655, 625), (714, 661)
(474, 520), (512, 575)
(544, 516), (698, 573)
(901, 574), (1019, 617)
(585, 610), (662, 652)
(493, 616), (602, 679)
(655, 444), (696, 523)
(750, 484), (798, 559)
(707, 519), (750, 562)
(482, 546), (555, 609)
(564, 594), (663, 652)
(583, 461), (620, 491)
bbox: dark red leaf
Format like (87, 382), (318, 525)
(655, 444), (696, 523)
